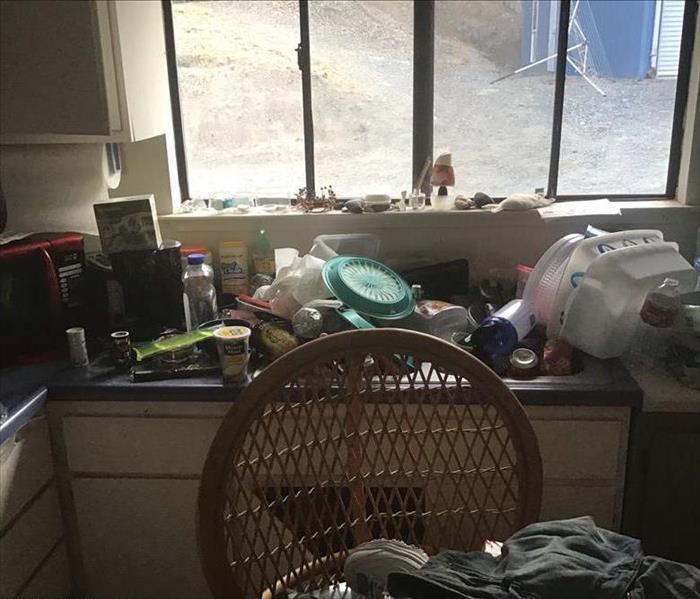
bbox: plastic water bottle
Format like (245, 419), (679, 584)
(183, 254), (218, 331)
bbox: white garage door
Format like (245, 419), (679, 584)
(655, 0), (685, 78)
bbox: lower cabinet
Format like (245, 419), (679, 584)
(0, 415), (70, 599)
(49, 400), (630, 599)
(18, 541), (71, 599)
(623, 411), (700, 567)
(72, 478), (209, 599)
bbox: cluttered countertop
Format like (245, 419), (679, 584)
(2, 207), (699, 441)
(41, 352), (641, 407)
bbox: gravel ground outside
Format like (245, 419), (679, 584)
(173, 0), (677, 200)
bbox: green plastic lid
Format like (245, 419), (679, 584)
(322, 256), (414, 319)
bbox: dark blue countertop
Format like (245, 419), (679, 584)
(45, 354), (642, 407)
(1, 354), (642, 444)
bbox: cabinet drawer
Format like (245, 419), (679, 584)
(18, 541), (71, 599)
(63, 416), (222, 475)
(531, 419), (623, 480)
(0, 484), (63, 598)
(0, 416), (54, 529)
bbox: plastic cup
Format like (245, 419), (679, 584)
(213, 326), (251, 384)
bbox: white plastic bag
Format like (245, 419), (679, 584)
(259, 253), (332, 318)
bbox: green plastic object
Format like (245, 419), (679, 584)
(322, 256), (414, 320)
(132, 326), (218, 362)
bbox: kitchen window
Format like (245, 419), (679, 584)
(164, 0), (698, 202)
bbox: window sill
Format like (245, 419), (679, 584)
(160, 200), (699, 231)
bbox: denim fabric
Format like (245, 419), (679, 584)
(387, 517), (700, 599)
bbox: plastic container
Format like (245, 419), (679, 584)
(431, 194), (454, 211)
(561, 243), (697, 358)
(384, 300), (469, 340)
(180, 245), (212, 271)
(183, 254), (218, 331)
(220, 241), (248, 296)
(214, 325), (251, 384)
(523, 233), (583, 326)
(471, 299), (536, 358)
(310, 234), (381, 261)
(627, 279), (681, 368)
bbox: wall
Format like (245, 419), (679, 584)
(160, 204), (699, 280)
(0, 144), (108, 242)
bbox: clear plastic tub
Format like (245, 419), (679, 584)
(309, 234), (381, 261)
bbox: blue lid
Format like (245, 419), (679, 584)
(476, 317), (519, 357)
(187, 253), (205, 265)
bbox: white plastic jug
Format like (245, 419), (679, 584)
(546, 230), (665, 339)
(560, 242), (698, 358)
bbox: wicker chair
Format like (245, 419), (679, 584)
(198, 329), (543, 599)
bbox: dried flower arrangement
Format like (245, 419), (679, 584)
(293, 186), (337, 213)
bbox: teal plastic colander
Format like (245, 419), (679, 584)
(322, 256), (414, 320)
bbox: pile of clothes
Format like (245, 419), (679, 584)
(284, 517), (700, 599)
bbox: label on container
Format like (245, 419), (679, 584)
(253, 258), (276, 277)
(220, 243), (248, 295)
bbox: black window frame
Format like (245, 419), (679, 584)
(163, 0), (698, 204)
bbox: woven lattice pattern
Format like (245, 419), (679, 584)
(198, 330), (542, 599)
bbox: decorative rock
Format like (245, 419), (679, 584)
(473, 191), (494, 208)
(344, 198), (364, 214)
(455, 196), (475, 210)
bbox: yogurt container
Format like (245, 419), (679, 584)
(214, 326), (251, 383)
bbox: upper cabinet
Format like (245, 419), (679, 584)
(0, 0), (170, 144)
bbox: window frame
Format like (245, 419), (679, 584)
(163, 0), (698, 203)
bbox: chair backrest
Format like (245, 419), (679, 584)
(198, 329), (542, 599)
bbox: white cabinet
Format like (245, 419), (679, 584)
(0, 416), (70, 599)
(49, 400), (228, 599)
(0, 0), (170, 144)
(48, 400), (630, 599)
(72, 478), (209, 599)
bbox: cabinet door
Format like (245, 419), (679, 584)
(0, 1), (111, 135)
(72, 478), (210, 599)
(0, 416), (54, 530)
(0, 485), (64, 598)
(18, 541), (71, 599)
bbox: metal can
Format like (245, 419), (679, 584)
(66, 327), (89, 367)
(509, 347), (539, 379)
(110, 331), (132, 370)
